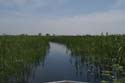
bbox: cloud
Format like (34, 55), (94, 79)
(0, 0), (67, 8)
(112, 0), (125, 9)
(43, 10), (125, 35)
(0, 10), (124, 35)
(0, 0), (30, 6)
(0, 0), (68, 17)
(0, 0), (125, 35)
(0, 0), (33, 4)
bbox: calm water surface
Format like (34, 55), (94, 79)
(28, 42), (99, 83)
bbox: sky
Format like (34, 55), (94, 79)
(0, 0), (125, 35)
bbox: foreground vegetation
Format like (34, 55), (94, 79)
(0, 34), (125, 83)
(0, 35), (49, 83)
(50, 35), (125, 82)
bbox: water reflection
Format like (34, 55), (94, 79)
(2, 42), (124, 83)
(69, 53), (101, 83)
(28, 42), (93, 83)
(69, 48), (125, 83)
(0, 43), (48, 83)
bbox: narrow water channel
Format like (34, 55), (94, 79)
(28, 42), (98, 83)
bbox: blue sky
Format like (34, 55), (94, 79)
(0, 0), (125, 35)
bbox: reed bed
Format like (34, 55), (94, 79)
(50, 35), (125, 82)
(0, 35), (49, 83)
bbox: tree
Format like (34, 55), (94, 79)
(106, 32), (108, 36)
(46, 33), (50, 36)
(38, 33), (42, 36)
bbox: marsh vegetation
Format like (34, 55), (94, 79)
(0, 35), (125, 83)
(0, 35), (49, 83)
(50, 35), (125, 82)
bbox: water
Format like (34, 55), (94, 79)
(28, 42), (94, 83)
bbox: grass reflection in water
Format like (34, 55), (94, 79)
(50, 35), (125, 83)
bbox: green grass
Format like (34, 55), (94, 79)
(0, 35), (49, 83)
(0, 34), (125, 83)
(50, 35), (125, 82)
